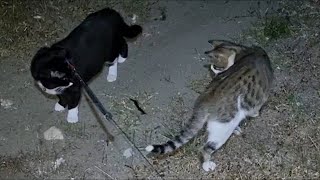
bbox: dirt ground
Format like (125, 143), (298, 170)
(0, 0), (319, 179)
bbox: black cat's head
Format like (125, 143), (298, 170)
(30, 46), (74, 95)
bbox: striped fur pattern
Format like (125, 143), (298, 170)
(146, 40), (274, 171)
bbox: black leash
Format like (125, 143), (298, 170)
(65, 59), (163, 179)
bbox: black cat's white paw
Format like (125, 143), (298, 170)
(67, 107), (79, 123)
(54, 102), (65, 112)
(117, 55), (126, 63)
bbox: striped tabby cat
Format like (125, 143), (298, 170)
(146, 40), (274, 171)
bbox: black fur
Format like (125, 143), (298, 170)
(174, 135), (184, 144)
(31, 8), (142, 110)
(167, 141), (176, 150)
(152, 145), (165, 154)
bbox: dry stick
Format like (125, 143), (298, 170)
(101, 142), (107, 164)
(308, 136), (319, 151)
(194, 48), (203, 62)
(130, 98), (147, 114)
(124, 165), (138, 178)
(94, 166), (116, 180)
(66, 59), (163, 179)
(238, 170), (243, 180)
(104, 115), (163, 178)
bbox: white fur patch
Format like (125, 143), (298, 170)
(202, 161), (216, 172)
(107, 58), (118, 82)
(145, 145), (154, 152)
(54, 102), (65, 112)
(37, 81), (73, 95)
(67, 106), (79, 123)
(204, 96), (247, 172)
(207, 96), (247, 148)
(117, 55), (127, 63)
(226, 51), (236, 69)
(211, 64), (223, 74)
(50, 71), (65, 78)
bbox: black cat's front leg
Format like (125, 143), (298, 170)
(118, 38), (128, 63)
(64, 87), (81, 123)
(55, 95), (68, 112)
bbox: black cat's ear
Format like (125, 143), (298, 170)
(62, 48), (72, 60)
(31, 46), (51, 79)
(32, 47), (50, 62)
(50, 47), (71, 60)
(37, 47), (50, 54)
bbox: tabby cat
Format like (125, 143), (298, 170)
(146, 40), (274, 171)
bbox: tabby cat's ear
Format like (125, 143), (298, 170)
(204, 49), (215, 56)
(208, 39), (243, 53)
(208, 40), (228, 48)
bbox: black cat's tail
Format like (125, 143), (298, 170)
(146, 112), (208, 154)
(121, 23), (142, 38)
(92, 8), (142, 39)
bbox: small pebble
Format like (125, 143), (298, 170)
(44, 126), (64, 140)
(123, 148), (133, 158)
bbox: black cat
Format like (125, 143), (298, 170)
(30, 8), (142, 123)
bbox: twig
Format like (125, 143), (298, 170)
(194, 48), (204, 61)
(101, 142), (107, 164)
(130, 98), (147, 114)
(66, 59), (163, 179)
(164, 75), (174, 84)
(124, 165), (138, 179)
(82, 168), (92, 179)
(308, 136), (319, 151)
(94, 166), (116, 180)
(238, 170), (243, 180)
(160, 122), (176, 139)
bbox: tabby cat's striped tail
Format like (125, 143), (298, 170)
(146, 113), (207, 154)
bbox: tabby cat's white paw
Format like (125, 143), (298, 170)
(250, 111), (259, 117)
(202, 161), (216, 172)
(233, 126), (242, 135)
(54, 102), (65, 112)
(107, 74), (117, 82)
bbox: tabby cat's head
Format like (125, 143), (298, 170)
(204, 40), (246, 74)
